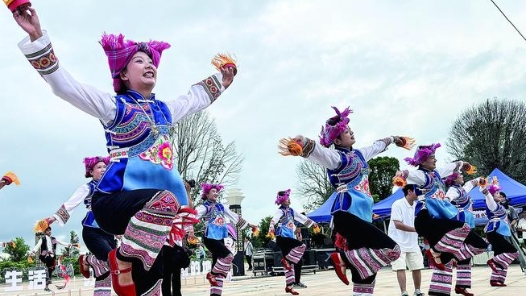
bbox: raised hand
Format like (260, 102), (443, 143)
(12, 6), (43, 41)
(220, 65), (236, 89)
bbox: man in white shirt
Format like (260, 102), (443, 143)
(244, 237), (254, 271)
(388, 184), (425, 296)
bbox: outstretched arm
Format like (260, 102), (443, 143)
(49, 184), (91, 226)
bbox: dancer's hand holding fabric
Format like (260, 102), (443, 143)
(478, 176), (488, 188)
(461, 162), (477, 175)
(392, 136), (416, 150)
(2, 172), (20, 186)
(211, 53), (237, 88)
(278, 136), (305, 156)
(267, 225), (275, 239)
(392, 171), (407, 187)
(12, 6), (42, 41)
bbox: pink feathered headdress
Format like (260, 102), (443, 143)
(100, 33), (171, 92)
(84, 156), (110, 178)
(404, 143), (441, 166)
(275, 189), (291, 205)
(444, 172), (460, 187)
(319, 106), (353, 147)
(201, 183), (224, 200)
(488, 177), (501, 195)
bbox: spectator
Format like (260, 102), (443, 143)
(387, 184), (425, 296)
(195, 243), (206, 272)
(244, 237), (254, 271)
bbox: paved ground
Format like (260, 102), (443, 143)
(0, 264), (524, 296)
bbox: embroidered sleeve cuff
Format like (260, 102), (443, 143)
(377, 137), (392, 151)
(196, 73), (223, 103)
(236, 217), (249, 229)
(304, 219), (314, 228)
(301, 138), (316, 158)
(54, 205), (70, 226)
(18, 31), (59, 77)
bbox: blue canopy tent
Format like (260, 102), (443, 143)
(470, 168), (526, 210)
(307, 189), (405, 222)
(306, 168), (526, 224)
(307, 192), (337, 223)
(372, 188), (404, 218)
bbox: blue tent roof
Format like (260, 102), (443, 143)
(470, 168), (526, 210)
(306, 168), (526, 223)
(307, 192), (337, 223)
(307, 189), (405, 222)
(372, 188), (404, 218)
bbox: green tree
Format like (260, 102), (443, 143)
(368, 156), (400, 201)
(446, 99), (526, 183)
(3, 237), (30, 262)
(251, 216), (272, 249)
(57, 231), (81, 275)
(296, 160), (333, 211)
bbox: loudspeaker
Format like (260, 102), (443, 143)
(303, 249), (317, 266)
(273, 251), (283, 267)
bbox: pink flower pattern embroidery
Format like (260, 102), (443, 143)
(139, 136), (174, 170)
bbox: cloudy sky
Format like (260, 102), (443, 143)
(1, 0), (526, 251)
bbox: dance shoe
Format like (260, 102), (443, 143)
(108, 249), (136, 296)
(206, 272), (219, 286)
(490, 281), (507, 287)
(330, 252), (349, 285)
(78, 254), (90, 279)
(281, 258), (292, 271)
(425, 249), (445, 270)
(285, 286), (299, 295)
(454, 287), (474, 296)
(487, 259), (499, 272)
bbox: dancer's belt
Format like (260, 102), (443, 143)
(109, 148), (129, 161)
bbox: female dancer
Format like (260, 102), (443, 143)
(279, 106), (407, 296)
(195, 183), (256, 296)
(397, 144), (487, 296)
(13, 6), (235, 296)
(42, 156), (115, 296)
(480, 179), (519, 287)
(268, 189), (318, 295)
(444, 173), (482, 296)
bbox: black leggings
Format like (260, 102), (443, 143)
(82, 227), (116, 280)
(92, 189), (166, 295)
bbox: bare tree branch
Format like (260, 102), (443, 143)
(296, 160), (333, 211)
(170, 111), (244, 205)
